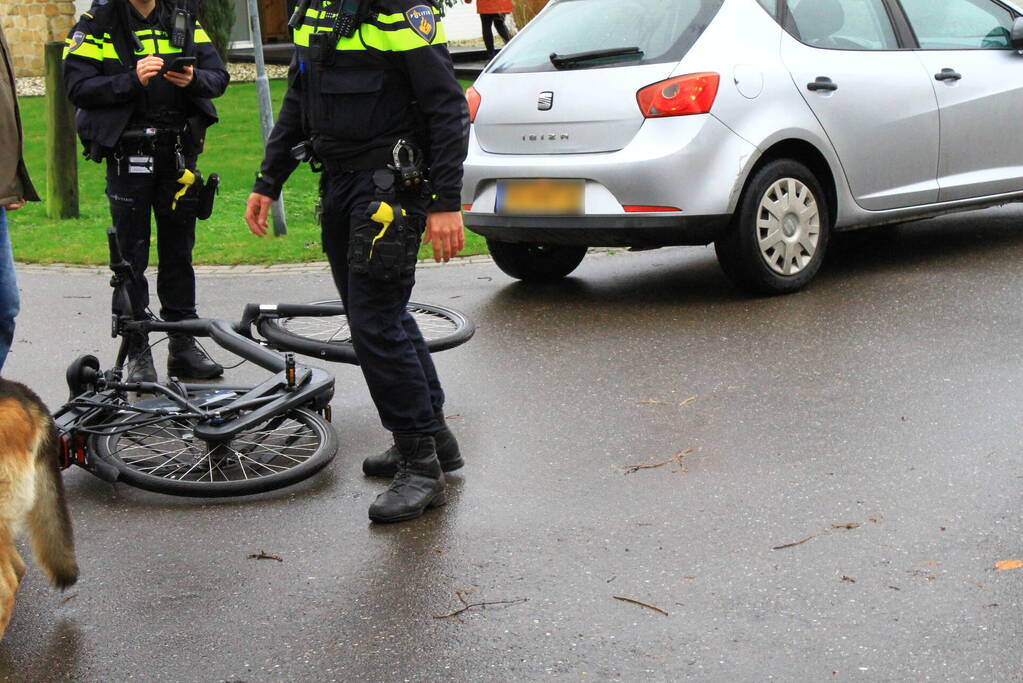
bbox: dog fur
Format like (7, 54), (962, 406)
(0, 378), (78, 640)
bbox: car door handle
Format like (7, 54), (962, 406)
(807, 77), (838, 92)
(935, 68), (962, 82)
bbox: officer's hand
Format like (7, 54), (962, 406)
(164, 65), (195, 88)
(136, 55), (164, 86)
(245, 193), (274, 236)
(4, 202), (24, 211)
(424, 211), (465, 263)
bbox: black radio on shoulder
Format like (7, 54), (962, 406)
(288, 0), (312, 29)
(170, 7), (189, 48)
(334, 0), (365, 38)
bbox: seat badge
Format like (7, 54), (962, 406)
(405, 4), (437, 44)
(538, 91), (554, 111)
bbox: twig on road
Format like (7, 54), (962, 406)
(636, 395), (699, 407)
(771, 536), (815, 551)
(613, 595), (669, 616)
(623, 448), (693, 475)
(248, 550), (284, 562)
(772, 517), (872, 551)
(433, 591), (528, 619)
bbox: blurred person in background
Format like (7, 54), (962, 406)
(0, 23), (40, 373)
(465, 0), (513, 57)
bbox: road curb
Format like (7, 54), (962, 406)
(14, 253), (496, 278)
(15, 249), (631, 278)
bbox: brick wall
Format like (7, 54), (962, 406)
(2, 0), (77, 77)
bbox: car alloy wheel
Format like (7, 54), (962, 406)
(714, 158), (832, 296)
(756, 178), (821, 276)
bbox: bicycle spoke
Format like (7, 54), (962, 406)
(230, 440), (312, 464)
(210, 457), (229, 482)
(118, 445), (193, 466)
(175, 453), (211, 481)
(233, 450), (291, 474)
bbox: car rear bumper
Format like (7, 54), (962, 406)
(461, 114), (756, 247)
(465, 213), (729, 247)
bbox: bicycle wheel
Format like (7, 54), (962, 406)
(258, 300), (476, 364)
(90, 391), (338, 497)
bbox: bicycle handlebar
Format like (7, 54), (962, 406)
(146, 318), (290, 373)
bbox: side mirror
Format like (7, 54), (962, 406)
(1012, 17), (1023, 51)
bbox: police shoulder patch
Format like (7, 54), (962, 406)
(68, 31), (87, 54)
(405, 4), (437, 44)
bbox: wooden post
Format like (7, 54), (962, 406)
(44, 41), (79, 220)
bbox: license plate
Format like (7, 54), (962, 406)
(497, 179), (584, 216)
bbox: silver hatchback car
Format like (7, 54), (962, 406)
(462, 0), (1023, 293)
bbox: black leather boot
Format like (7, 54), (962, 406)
(362, 412), (463, 478)
(167, 333), (223, 379)
(368, 434), (446, 524)
(124, 331), (158, 384)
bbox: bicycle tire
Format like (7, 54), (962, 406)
(90, 390), (338, 498)
(257, 300), (475, 364)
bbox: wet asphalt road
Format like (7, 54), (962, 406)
(1, 207), (1022, 681)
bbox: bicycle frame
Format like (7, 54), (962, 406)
(54, 229), (337, 480)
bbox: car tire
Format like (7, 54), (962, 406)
(715, 159), (832, 295)
(487, 240), (587, 282)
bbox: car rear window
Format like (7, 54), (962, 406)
(487, 0), (725, 74)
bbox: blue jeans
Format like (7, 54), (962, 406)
(0, 207), (20, 372)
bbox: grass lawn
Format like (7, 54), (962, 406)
(13, 78), (488, 265)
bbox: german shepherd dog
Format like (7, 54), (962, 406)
(0, 378), (78, 640)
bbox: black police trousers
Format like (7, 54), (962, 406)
(320, 169), (444, 435)
(105, 147), (200, 322)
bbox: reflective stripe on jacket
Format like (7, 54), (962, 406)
(255, 0), (469, 214)
(62, 3), (229, 151)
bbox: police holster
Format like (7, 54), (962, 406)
(171, 169), (219, 220)
(196, 173), (219, 220)
(349, 169), (420, 283)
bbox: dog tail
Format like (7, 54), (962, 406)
(26, 418), (78, 590)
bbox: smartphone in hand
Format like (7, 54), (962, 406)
(167, 56), (197, 73)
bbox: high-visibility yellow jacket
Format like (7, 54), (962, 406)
(253, 0), (469, 214)
(62, 0), (229, 153)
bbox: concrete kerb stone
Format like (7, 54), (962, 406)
(15, 254), (491, 278)
(14, 248), (629, 278)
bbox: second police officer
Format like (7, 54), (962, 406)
(64, 0), (229, 382)
(244, 0), (470, 524)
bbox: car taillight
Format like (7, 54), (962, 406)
(467, 86), (482, 123)
(637, 73), (720, 118)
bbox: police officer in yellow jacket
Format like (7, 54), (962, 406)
(245, 0), (469, 523)
(64, 0), (229, 383)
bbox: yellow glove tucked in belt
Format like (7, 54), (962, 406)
(368, 201), (407, 259)
(172, 169), (196, 211)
